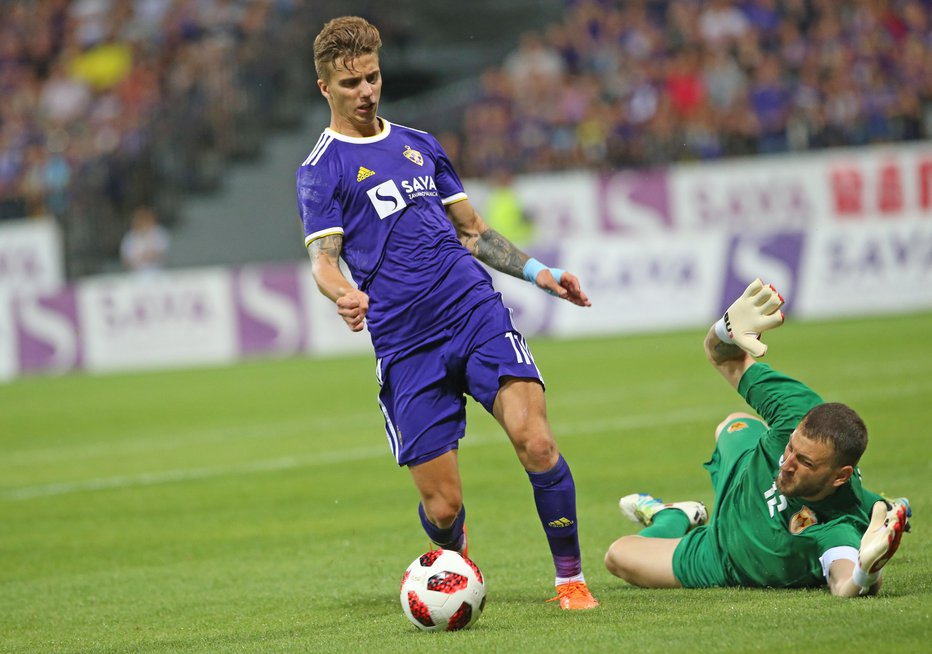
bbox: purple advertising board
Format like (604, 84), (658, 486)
(233, 264), (307, 357)
(15, 288), (81, 374)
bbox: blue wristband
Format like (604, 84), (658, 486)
(523, 258), (565, 296)
(522, 258), (547, 283)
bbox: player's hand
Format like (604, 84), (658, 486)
(336, 289), (369, 332)
(858, 499), (910, 576)
(721, 279), (784, 357)
(535, 269), (591, 307)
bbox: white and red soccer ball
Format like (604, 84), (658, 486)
(399, 549), (486, 631)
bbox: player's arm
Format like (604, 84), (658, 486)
(307, 234), (368, 332)
(826, 558), (881, 597)
(445, 198), (590, 307)
(704, 279), (785, 389)
(704, 326), (754, 390)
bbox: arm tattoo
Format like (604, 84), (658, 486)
(307, 234), (343, 263)
(711, 340), (746, 363)
(471, 228), (528, 278)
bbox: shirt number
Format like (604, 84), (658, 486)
(504, 332), (534, 365)
(764, 482), (788, 518)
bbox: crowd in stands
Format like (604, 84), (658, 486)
(457, 0), (932, 177)
(4, 1), (932, 277)
(0, 0), (312, 276)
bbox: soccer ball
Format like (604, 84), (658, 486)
(399, 549), (486, 631)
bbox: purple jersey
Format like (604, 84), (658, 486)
(297, 119), (498, 356)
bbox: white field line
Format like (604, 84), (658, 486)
(1, 404), (727, 501)
(0, 413), (378, 468)
(5, 359), (925, 468)
(2, 380), (695, 468)
(4, 379), (931, 502)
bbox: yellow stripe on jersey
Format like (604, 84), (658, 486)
(442, 192), (468, 206)
(305, 227), (345, 248)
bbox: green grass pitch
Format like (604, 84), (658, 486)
(2, 312), (931, 653)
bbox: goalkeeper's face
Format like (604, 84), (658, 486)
(776, 431), (853, 501)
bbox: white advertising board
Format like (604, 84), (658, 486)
(797, 220), (932, 318)
(77, 269), (238, 372)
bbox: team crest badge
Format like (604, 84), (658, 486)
(727, 421), (748, 433)
(403, 145), (424, 166)
(788, 506), (818, 534)
(356, 166), (375, 182)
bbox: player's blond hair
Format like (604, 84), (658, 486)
(313, 16), (382, 82)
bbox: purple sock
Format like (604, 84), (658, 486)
(526, 454), (582, 578)
(418, 502), (466, 552)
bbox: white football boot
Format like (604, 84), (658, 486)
(619, 493), (708, 530)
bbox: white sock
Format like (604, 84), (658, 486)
(555, 573), (586, 586)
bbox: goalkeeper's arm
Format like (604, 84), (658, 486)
(704, 278), (785, 390)
(704, 324), (753, 390)
(827, 558), (882, 597)
(826, 499), (910, 597)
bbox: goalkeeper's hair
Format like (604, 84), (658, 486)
(799, 402), (868, 467)
(314, 16), (382, 83)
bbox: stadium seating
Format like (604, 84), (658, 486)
(0, 0), (313, 276)
(453, 0), (932, 177)
(2, 0), (930, 276)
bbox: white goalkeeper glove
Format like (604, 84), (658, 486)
(714, 278), (785, 358)
(852, 499), (910, 592)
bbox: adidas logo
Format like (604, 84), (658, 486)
(547, 517), (575, 528)
(357, 166), (375, 182)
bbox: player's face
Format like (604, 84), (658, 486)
(319, 52), (382, 137)
(776, 431), (851, 500)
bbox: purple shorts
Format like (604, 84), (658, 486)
(376, 297), (544, 467)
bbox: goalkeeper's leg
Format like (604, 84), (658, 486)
(604, 534), (683, 588)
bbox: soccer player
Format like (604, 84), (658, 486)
(604, 279), (911, 596)
(297, 16), (598, 609)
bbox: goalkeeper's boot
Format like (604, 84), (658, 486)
(619, 493), (708, 530)
(547, 580), (599, 610)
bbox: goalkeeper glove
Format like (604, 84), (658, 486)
(852, 499), (910, 592)
(714, 278), (785, 358)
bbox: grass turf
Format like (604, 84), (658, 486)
(1, 312), (931, 653)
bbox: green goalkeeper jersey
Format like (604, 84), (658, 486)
(710, 363), (872, 588)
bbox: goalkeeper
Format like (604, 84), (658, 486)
(604, 279), (911, 596)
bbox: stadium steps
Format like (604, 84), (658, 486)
(165, 0), (564, 270)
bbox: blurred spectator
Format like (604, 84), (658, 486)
(6, 0), (932, 273)
(457, 0), (932, 178)
(39, 59), (92, 125)
(503, 31), (566, 92)
(484, 168), (533, 248)
(120, 205), (169, 273)
(665, 48), (706, 118)
(749, 55), (791, 153)
(698, 0), (751, 46)
(702, 46), (746, 111)
(0, 0), (313, 276)
(68, 25), (134, 92)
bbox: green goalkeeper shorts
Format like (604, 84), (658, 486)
(703, 416), (767, 497)
(672, 416), (767, 588)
